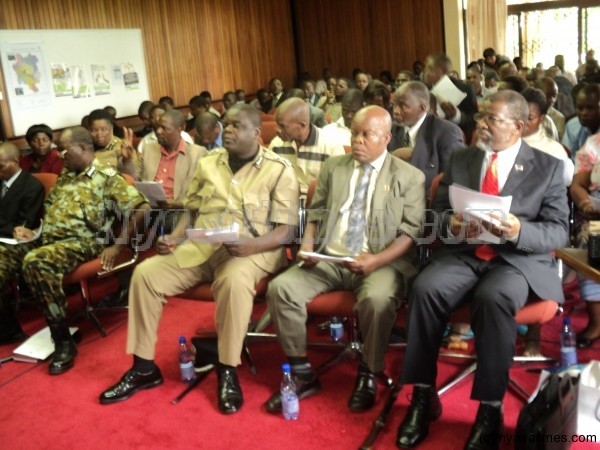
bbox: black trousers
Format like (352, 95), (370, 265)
(401, 252), (529, 401)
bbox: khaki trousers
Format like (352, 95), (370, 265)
(267, 262), (402, 373)
(126, 247), (268, 366)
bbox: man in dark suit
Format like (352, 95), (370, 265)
(0, 142), (45, 344)
(424, 53), (478, 144)
(265, 106), (426, 413)
(396, 91), (569, 450)
(389, 80), (465, 195)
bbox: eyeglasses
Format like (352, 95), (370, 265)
(474, 113), (516, 125)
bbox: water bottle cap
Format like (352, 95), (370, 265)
(281, 363), (291, 372)
(179, 336), (186, 343)
(563, 317), (571, 325)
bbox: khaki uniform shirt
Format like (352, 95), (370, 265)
(94, 136), (141, 179)
(174, 146), (299, 273)
(43, 160), (147, 246)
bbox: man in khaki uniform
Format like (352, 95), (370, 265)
(0, 126), (149, 375)
(100, 104), (299, 415)
(88, 108), (140, 179)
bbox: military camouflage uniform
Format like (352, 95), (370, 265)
(0, 160), (146, 321)
(95, 136), (141, 179)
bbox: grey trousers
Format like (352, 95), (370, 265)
(267, 262), (403, 373)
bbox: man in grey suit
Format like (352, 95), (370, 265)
(390, 81), (465, 195)
(265, 106), (426, 413)
(396, 91), (569, 450)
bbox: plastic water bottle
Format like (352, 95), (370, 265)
(330, 316), (344, 342)
(560, 318), (578, 368)
(178, 336), (196, 383)
(280, 363), (299, 420)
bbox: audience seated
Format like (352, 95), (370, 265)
(139, 110), (207, 232)
(537, 77), (566, 140)
(158, 96), (175, 111)
(88, 109), (140, 178)
(103, 105), (125, 139)
(194, 111), (223, 150)
(284, 88), (326, 128)
(265, 105), (425, 414)
(186, 96), (206, 132)
(269, 78), (285, 108)
(364, 80), (392, 118)
(563, 84), (600, 157)
(498, 75), (529, 93)
(395, 70), (416, 90)
(521, 87), (574, 187)
(0, 127), (149, 374)
(320, 78), (350, 123)
(424, 53), (478, 144)
(355, 71), (370, 92)
(199, 91), (221, 117)
(321, 88), (364, 147)
(99, 104), (299, 415)
(20, 124), (63, 175)
(221, 91), (237, 117)
(135, 101), (155, 138)
(269, 98), (345, 195)
(390, 81), (464, 195)
(0, 141), (45, 344)
(137, 104), (194, 155)
(235, 89), (246, 104)
(569, 132), (600, 348)
(397, 91), (569, 450)
(250, 88), (274, 114)
(302, 80), (321, 107)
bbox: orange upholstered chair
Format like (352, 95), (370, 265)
(260, 121), (279, 146)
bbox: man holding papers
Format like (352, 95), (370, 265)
(265, 106), (425, 413)
(397, 91), (569, 450)
(138, 110), (206, 231)
(100, 105), (299, 415)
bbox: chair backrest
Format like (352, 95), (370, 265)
(260, 121), (278, 146)
(429, 172), (444, 205)
(32, 172), (58, 197)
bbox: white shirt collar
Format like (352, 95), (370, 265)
(4, 168), (22, 189)
(481, 138), (522, 191)
(355, 149), (387, 173)
(407, 112), (427, 146)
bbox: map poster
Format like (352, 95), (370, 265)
(91, 64), (110, 95)
(70, 64), (91, 98)
(121, 62), (140, 91)
(1, 42), (51, 110)
(51, 63), (73, 97)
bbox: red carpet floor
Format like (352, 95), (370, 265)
(1, 290), (599, 450)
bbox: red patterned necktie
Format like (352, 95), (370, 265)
(475, 153), (498, 260)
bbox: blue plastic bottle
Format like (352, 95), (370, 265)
(330, 316), (344, 342)
(280, 363), (299, 420)
(178, 336), (196, 383)
(560, 318), (578, 367)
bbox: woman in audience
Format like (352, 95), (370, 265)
(20, 124), (63, 175)
(570, 132), (600, 347)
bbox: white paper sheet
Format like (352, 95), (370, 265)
(449, 184), (512, 244)
(135, 181), (167, 207)
(185, 222), (240, 244)
(0, 219), (43, 245)
(298, 251), (355, 264)
(431, 75), (467, 119)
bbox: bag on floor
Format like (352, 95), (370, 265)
(515, 372), (579, 450)
(577, 360), (600, 437)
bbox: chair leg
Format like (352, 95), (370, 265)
(242, 343), (256, 375)
(79, 280), (107, 337)
(437, 361), (477, 396)
(313, 317), (362, 375)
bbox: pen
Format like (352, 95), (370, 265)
(160, 225), (165, 239)
(297, 261), (305, 268)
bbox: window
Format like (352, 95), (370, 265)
(507, 1), (600, 70)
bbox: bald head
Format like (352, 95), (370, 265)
(276, 97), (310, 123)
(350, 105), (392, 164)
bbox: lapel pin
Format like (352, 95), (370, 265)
(384, 184), (390, 192)
(514, 164), (524, 172)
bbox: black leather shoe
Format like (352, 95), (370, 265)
(464, 403), (503, 450)
(576, 335), (599, 348)
(0, 310), (26, 345)
(49, 339), (78, 374)
(396, 385), (442, 448)
(99, 368), (163, 404)
(265, 373), (321, 413)
(0, 328), (26, 346)
(348, 367), (377, 412)
(217, 367), (243, 414)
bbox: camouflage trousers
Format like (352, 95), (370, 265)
(0, 239), (103, 321)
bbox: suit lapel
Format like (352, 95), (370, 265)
(500, 142), (534, 196)
(370, 154), (393, 216)
(469, 147), (486, 190)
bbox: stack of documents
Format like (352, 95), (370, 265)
(185, 222), (240, 244)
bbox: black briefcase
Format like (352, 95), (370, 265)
(515, 373), (579, 450)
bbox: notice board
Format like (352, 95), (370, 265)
(0, 29), (150, 137)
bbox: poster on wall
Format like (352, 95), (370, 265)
(51, 63), (73, 97)
(70, 64), (91, 98)
(121, 62), (140, 91)
(1, 42), (52, 110)
(91, 64), (110, 95)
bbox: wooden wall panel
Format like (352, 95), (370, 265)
(0, 0), (296, 137)
(292, 0), (445, 81)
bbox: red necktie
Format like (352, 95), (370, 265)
(475, 153), (498, 260)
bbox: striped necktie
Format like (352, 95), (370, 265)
(346, 164), (373, 254)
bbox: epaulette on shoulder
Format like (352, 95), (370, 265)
(96, 165), (118, 177)
(262, 149), (292, 167)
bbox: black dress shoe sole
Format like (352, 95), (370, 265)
(49, 361), (75, 375)
(99, 377), (163, 405)
(218, 400), (243, 415)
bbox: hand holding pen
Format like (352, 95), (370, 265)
(156, 225), (177, 254)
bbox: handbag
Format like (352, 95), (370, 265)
(515, 373), (579, 450)
(577, 360), (600, 436)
